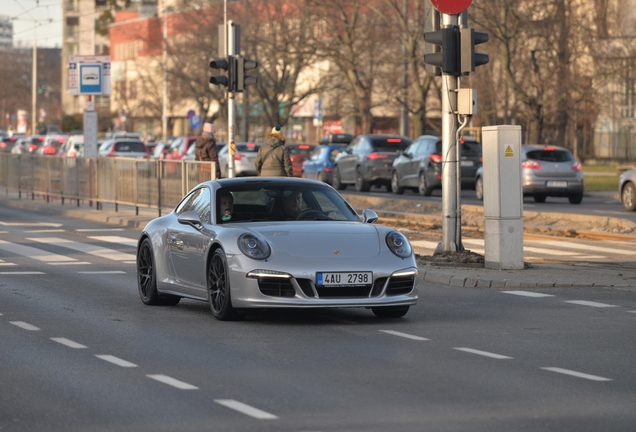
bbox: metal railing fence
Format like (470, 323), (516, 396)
(0, 154), (217, 216)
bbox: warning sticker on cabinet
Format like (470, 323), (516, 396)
(504, 145), (514, 157)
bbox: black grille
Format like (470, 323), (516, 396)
(258, 278), (295, 297)
(315, 285), (372, 298)
(296, 279), (315, 297)
(371, 277), (388, 296)
(386, 276), (415, 295)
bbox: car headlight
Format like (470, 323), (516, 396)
(237, 233), (271, 260)
(386, 231), (412, 258)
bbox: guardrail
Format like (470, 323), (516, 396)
(0, 154), (217, 216)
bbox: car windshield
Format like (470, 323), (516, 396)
(216, 181), (360, 224)
(370, 137), (411, 152)
(526, 149), (573, 162)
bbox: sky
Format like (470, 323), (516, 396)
(1, 0), (63, 48)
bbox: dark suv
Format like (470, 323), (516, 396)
(333, 135), (411, 191)
(391, 135), (482, 196)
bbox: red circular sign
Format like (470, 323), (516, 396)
(431, 0), (472, 15)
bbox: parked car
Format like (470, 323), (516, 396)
(285, 143), (315, 177)
(164, 136), (198, 162)
(301, 144), (348, 184)
(474, 144), (584, 204)
(390, 135), (482, 196)
(619, 167), (636, 211)
(12, 136), (44, 155)
(136, 177), (418, 320)
(38, 135), (67, 156)
(332, 135), (412, 191)
(97, 138), (148, 158)
(0, 134), (25, 153)
(61, 135), (85, 157)
(218, 142), (261, 177)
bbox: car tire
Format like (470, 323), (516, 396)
(355, 167), (371, 192)
(475, 176), (484, 201)
(137, 238), (180, 306)
(333, 166), (346, 190)
(208, 248), (246, 321)
(568, 193), (583, 205)
(622, 182), (636, 211)
(391, 172), (405, 195)
(534, 195), (547, 203)
(371, 305), (410, 318)
(418, 172), (433, 196)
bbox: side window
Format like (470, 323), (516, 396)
(406, 141), (420, 157)
(309, 147), (322, 160)
(346, 137), (360, 153)
(175, 187), (210, 224)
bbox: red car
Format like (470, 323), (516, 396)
(285, 143), (315, 177)
(164, 136), (198, 161)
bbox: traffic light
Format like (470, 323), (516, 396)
(235, 55), (258, 92)
(423, 27), (460, 76)
(209, 57), (233, 89)
(460, 28), (489, 74)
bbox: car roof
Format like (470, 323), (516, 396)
(207, 177), (326, 189)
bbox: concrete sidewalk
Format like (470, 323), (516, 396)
(2, 193), (635, 290)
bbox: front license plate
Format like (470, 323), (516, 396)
(546, 181), (568, 187)
(317, 272), (372, 286)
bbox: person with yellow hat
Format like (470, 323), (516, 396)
(255, 124), (293, 177)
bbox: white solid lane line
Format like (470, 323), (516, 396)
(77, 271), (126, 274)
(95, 355), (138, 368)
(564, 300), (619, 308)
(541, 367), (612, 382)
(27, 237), (136, 261)
(76, 228), (124, 232)
(146, 375), (198, 390)
(502, 291), (555, 298)
(88, 236), (137, 247)
(214, 399), (278, 420)
(10, 321), (40, 331)
(0, 239), (78, 263)
(454, 348), (513, 359)
(379, 330), (430, 341)
(51, 338), (87, 349)
(1, 272), (45, 275)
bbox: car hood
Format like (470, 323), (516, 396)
(250, 222), (381, 258)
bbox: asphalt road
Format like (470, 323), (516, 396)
(1, 206), (636, 431)
(341, 187), (635, 223)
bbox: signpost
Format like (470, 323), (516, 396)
(69, 55), (111, 158)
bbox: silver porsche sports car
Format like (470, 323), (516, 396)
(136, 177), (418, 320)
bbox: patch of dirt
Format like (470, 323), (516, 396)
(416, 250), (485, 267)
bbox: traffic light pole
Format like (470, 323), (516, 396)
(440, 13), (459, 254)
(227, 21), (237, 178)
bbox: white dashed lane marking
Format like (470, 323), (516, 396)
(0, 239), (79, 263)
(454, 348), (513, 360)
(214, 399), (278, 420)
(0, 272), (45, 275)
(541, 367), (612, 382)
(27, 237), (136, 261)
(10, 321), (40, 331)
(23, 229), (66, 233)
(76, 228), (124, 232)
(564, 300), (619, 308)
(95, 355), (138, 368)
(146, 375), (198, 390)
(78, 271), (126, 275)
(51, 338), (87, 349)
(379, 330), (430, 341)
(88, 236), (137, 247)
(503, 291), (555, 298)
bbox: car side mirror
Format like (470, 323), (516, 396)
(177, 210), (203, 229)
(362, 209), (379, 224)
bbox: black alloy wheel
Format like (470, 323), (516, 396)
(418, 172), (432, 196)
(568, 193), (583, 205)
(208, 248), (245, 321)
(355, 167), (371, 192)
(391, 172), (405, 195)
(137, 238), (180, 306)
(475, 176), (484, 201)
(333, 166), (346, 190)
(622, 182), (636, 211)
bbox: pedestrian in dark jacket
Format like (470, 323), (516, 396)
(255, 125), (293, 177)
(195, 122), (222, 179)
